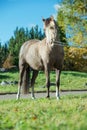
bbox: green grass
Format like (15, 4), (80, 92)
(0, 94), (87, 130)
(0, 71), (87, 129)
(0, 71), (19, 93)
(0, 71), (87, 93)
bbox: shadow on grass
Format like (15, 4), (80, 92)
(40, 71), (87, 78)
(62, 71), (87, 78)
(7, 68), (19, 73)
(0, 75), (11, 81)
(0, 67), (19, 74)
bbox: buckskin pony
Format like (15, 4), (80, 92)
(17, 16), (64, 100)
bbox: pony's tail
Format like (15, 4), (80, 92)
(21, 67), (30, 94)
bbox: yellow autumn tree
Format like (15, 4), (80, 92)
(64, 47), (87, 72)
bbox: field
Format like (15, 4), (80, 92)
(0, 94), (87, 130)
(0, 70), (87, 93)
(0, 71), (87, 130)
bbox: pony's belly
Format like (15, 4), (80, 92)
(29, 62), (43, 70)
(26, 56), (43, 70)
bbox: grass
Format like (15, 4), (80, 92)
(0, 71), (87, 93)
(0, 94), (87, 130)
(0, 71), (19, 93)
(0, 71), (87, 129)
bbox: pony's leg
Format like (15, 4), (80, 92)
(31, 70), (38, 99)
(44, 67), (50, 98)
(22, 66), (30, 94)
(56, 69), (61, 100)
(16, 65), (25, 100)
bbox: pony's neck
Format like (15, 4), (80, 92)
(46, 38), (52, 44)
(46, 34), (59, 45)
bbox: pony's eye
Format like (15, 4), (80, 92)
(50, 26), (54, 30)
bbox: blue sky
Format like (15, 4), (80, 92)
(0, 0), (61, 44)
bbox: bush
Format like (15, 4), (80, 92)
(3, 54), (14, 69)
(63, 47), (87, 72)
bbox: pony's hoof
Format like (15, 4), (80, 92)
(46, 96), (50, 98)
(31, 96), (36, 100)
(57, 96), (60, 100)
(16, 94), (20, 100)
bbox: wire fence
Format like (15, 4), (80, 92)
(54, 41), (87, 48)
(53, 41), (87, 60)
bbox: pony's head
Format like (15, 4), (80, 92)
(42, 16), (58, 44)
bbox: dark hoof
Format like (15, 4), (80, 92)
(46, 96), (50, 98)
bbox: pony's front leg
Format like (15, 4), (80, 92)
(45, 68), (50, 98)
(56, 69), (61, 100)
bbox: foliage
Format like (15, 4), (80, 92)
(0, 94), (87, 130)
(1, 22), (66, 68)
(0, 71), (87, 93)
(56, 0), (87, 72)
(0, 43), (8, 67)
(3, 26), (45, 67)
(57, 0), (87, 46)
(1, 1), (87, 70)
(3, 54), (14, 68)
(64, 47), (87, 72)
(58, 25), (67, 43)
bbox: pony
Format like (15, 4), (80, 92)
(17, 16), (64, 100)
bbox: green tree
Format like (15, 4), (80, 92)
(29, 27), (35, 39)
(0, 42), (2, 67)
(57, 0), (87, 46)
(0, 43), (8, 67)
(38, 29), (45, 40)
(9, 27), (27, 66)
(8, 26), (45, 66)
(34, 25), (39, 39)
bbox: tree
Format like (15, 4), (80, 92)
(9, 27), (28, 66)
(0, 42), (8, 67)
(38, 29), (45, 40)
(34, 25), (39, 39)
(8, 25), (45, 66)
(0, 42), (2, 67)
(57, 0), (87, 46)
(29, 27), (35, 39)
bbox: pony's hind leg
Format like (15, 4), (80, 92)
(31, 70), (38, 99)
(16, 64), (25, 100)
(21, 66), (30, 94)
(56, 69), (61, 100)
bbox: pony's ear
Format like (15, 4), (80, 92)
(50, 15), (54, 21)
(42, 18), (45, 22)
